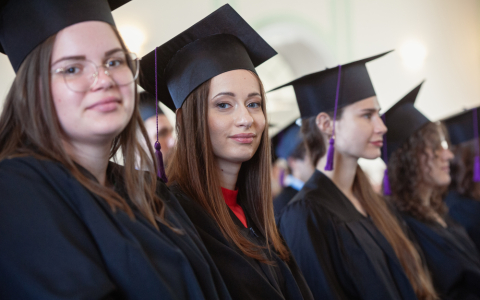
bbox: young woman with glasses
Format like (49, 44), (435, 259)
(0, 0), (230, 298)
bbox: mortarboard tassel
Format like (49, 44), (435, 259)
(154, 47), (168, 182)
(383, 168), (392, 195)
(324, 65), (342, 171)
(473, 108), (480, 182)
(382, 114), (392, 195)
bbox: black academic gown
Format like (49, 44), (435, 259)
(274, 186), (299, 218)
(0, 156), (231, 300)
(445, 190), (480, 251)
(401, 213), (480, 299)
(278, 170), (418, 300)
(170, 184), (314, 300)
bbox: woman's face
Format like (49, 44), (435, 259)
(334, 96), (387, 159)
(207, 70), (265, 166)
(50, 21), (135, 146)
(423, 127), (454, 187)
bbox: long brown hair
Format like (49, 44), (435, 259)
(0, 26), (170, 229)
(449, 139), (480, 200)
(167, 72), (290, 262)
(302, 114), (438, 300)
(388, 122), (449, 223)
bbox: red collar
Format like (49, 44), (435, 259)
(221, 187), (239, 206)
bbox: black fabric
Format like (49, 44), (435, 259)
(382, 81), (430, 160)
(0, 0), (129, 72)
(268, 51), (391, 119)
(443, 108), (480, 145)
(445, 190), (480, 252)
(401, 213), (480, 300)
(277, 170), (418, 300)
(170, 184), (313, 300)
(272, 121), (303, 160)
(139, 4), (277, 112)
(139, 91), (163, 121)
(0, 156), (231, 300)
(274, 186), (298, 218)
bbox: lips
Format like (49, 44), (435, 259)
(87, 97), (121, 112)
(370, 141), (383, 147)
(229, 133), (256, 144)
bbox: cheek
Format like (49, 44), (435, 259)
(51, 78), (82, 128)
(120, 84), (135, 116)
(253, 111), (266, 133)
(337, 121), (370, 150)
(208, 112), (229, 146)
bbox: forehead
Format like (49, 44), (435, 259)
(51, 21), (121, 61)
(209, 69), (260, 94)
(343, 96), (379, 112)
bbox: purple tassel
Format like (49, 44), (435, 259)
(279, 169), (285, 188)
(383, 168), (392, 195)
(474, 156), (480, 182)
(154, 142), (168, 183)
(324, 137), (335, 171)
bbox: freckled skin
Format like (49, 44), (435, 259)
(334, 97), (387, 160)
(50, 21), (135, 145)
(207, 70), (265, 166)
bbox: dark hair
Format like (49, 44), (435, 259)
(289, 141), (307, 160)
(449, 139), (480, 200)
(0, 25), (171, 230)
(388, 122), (449, 223)
(302, 110), (437, 300)
(167, 72), (290, 262)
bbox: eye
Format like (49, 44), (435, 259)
(217, 102), (231, 109)
(62, 64), (84, 76)
(247, 101), (261, 108)
(362, 113), (373, 119)
(106, 57), (126, 68)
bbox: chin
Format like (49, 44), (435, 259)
(360, 149), (381, 160)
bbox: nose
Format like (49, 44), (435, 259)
(374, 115), (388, 135)
(91, 66), (115, 91)
(235, 105), (254, 129)
(443, 148), (454, 161)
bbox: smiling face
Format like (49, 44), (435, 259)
(334, 96), (387, 159)
(207, 69), (266, 166)
(50, 21), (135, 146)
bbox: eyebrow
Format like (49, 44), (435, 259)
(212, 91), (262, 99)
(360, 108), (381, 113)
(51, 48), (124, 66)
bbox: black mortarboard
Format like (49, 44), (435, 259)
(382, 81), (430, 161)
(443, 107), (480, 145)
(272, 120), (303, 160)
(269, 51), (392, 119)
(0, 0), (130, 72)
(139, 91), (164, 121)
(138, 4), (277, 112)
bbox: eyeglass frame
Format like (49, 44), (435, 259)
(51, 51), (140, 92)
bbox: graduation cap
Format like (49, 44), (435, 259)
(381, 81), (430, 194)
(139, 91), (164, 121)
(442, 107), (480, 182)
(138, 4), (277, 112)
(269, 50), (392, 171)
(272, 120), (303, 160)
(0, 0), (130, 72)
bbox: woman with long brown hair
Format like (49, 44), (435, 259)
(0, 0), (231, 298)
(139, 5), (313, 300)
(443, 107), (480, 250)
(275, 57), (438, 300)
(384, 85), (480, 299)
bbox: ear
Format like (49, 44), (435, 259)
(316, 112), (333, 136)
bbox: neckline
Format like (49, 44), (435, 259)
(221, 187), (239, 206)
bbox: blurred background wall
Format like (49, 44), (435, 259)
(1, 0), (479, 184)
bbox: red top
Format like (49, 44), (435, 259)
(221, 187), (247, 228)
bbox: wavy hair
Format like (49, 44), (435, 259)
(0, 26), (171, 230)
(388, 122), (449, 223)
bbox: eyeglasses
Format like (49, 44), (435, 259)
(51, 51), (140, 92)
